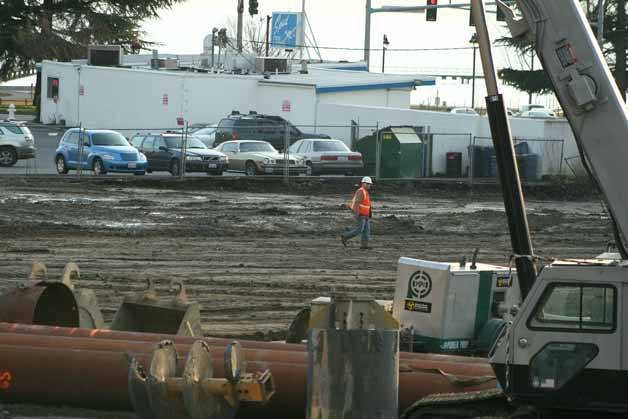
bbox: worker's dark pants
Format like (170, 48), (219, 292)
(343, 215), (371, 242)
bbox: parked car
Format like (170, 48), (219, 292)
(189, 124), (218, 147)
(214, 140), (307, 176)
(519, 104), (550, 114)
(130, 133), (228, 176)
(0, 120), (35, 167)
(520, 109), (557, 119)
(214, 111), (330, 151)
(288, 138), (363, 176)
(55, 129), (147, 175)
(449, 107), (479, 115)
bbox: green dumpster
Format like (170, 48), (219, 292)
(356, 126), (424, 178)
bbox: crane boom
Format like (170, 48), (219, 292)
(503, 0), (628, 255)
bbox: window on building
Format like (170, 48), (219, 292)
(47, 77), (60, 99)
(529, 284), (616, 332)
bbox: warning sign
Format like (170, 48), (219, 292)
(79, 85), (85, 96)
(162, 94), (169, 105)
(281, 100), (291, 113)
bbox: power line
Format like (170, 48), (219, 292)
(245, 39), (474, 52)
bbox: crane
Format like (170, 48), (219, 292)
(402, 1), (628, 418)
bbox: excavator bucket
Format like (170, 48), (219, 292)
(111, 279), (202, 336)
(0, 261), (104, 329)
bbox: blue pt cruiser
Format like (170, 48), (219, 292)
(55, 129), (148, 175)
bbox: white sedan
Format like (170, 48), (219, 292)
(289, 138), (363, 176)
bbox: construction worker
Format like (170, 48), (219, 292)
(341, 176), (373, 249)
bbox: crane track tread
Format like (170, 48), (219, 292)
(401, 389), (508, 419)
(418, 389), (505, 406)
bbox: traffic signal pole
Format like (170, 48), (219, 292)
(237, 0), (244, 52)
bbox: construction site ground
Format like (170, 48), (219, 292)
(0, 176), (610, 418)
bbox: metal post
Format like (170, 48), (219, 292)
(181, 121), (187, 179)
(237, 0), (244, 53)
(365, 0), (372, 68)
(375, 125), (381, 180)
(468, 133), (474, 185)
(265, 15), (271, 56)
(597, 0), (606, 46)
(284, 121), (289, 185)
(77, 124), (83, 178)
(211, 28), (217, 67)
(471, 46), (477, 108)
(381, 46), (386, 74)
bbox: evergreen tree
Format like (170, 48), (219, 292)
(0, 0), (185, 115)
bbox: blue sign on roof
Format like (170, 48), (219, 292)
(271, 12), (299, 48)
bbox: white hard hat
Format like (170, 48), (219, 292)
(361, 176), (373, 184)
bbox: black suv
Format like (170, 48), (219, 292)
(214, 111), (330, 151)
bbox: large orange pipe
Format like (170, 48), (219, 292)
(0, 332), (493, 378)
(0, 322), (490, 365)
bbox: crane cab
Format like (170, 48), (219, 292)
(491, 262), (628, 413)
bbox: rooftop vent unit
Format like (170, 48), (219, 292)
(87, 45), (122, 67)
(256, 57), (289, 74)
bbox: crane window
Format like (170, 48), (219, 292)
(530, 342), (598, 391)
(529, 284), (615, 332)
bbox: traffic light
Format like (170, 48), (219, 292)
(426, 0), (437, 22)
(249, 0), (258, 16)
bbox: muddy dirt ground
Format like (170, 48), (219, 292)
(0, 176), (613, 418)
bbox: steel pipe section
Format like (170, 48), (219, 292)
(0, 284), (79, 327)
(0, 327), (496, 418)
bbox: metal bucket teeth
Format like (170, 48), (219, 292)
(183, 341), (236, 419)
(128, 356), (153, 419)
(146, 340), (188, 419)
(224, 341), (245, 383)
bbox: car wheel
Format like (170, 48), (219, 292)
(56, 155), (69, 174)
(0, 146), (17, 167)
(92, 158), (106, 176)
(245, 161), (257, 176)
(306, 162), (313, 176)
(170, 159), (181, 176)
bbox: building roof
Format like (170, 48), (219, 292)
(259, 67), (435, 93)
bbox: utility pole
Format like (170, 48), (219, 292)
(300, 0), (306, 61)
(365, 0), (372, 69)
(265, 15), (271, 56)
(236, 0), (244, 53)
(470, 33), (478, 108)
(529, 49), (534, 104)
(211, 27), (218, 67)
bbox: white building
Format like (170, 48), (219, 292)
(39, 60), (434, 131)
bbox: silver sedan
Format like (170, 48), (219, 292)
(288, 138), (363, 176)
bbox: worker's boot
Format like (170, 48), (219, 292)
(360, 240), (372, 250)
(341, 235), (347, 247)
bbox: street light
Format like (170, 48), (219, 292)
(469, 33), (478, 109)
(382, 34), (390, 74)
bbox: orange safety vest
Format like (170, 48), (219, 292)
(349, 186), (372, 217)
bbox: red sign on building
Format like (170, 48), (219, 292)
(79, 85), (85, 96)
(281, 100), (291, 113)
(162, 94), (169, 105)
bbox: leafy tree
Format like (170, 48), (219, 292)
(497, 0), (628, 100)
(0, 0), (185, 116)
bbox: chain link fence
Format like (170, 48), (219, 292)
(0, 119), (567, 184)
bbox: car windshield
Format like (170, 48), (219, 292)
(313, 141), (349, 152)
(193, 127), (216, 135)
(240, 142), (276, 153)
(91, 132), (129, 146)
(165, 137), (207, 149)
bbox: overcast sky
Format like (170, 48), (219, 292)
(141, 0), (557, 109)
